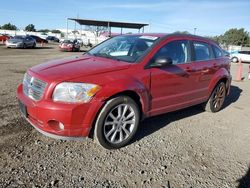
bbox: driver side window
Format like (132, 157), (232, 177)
(153, 40), (189, 64)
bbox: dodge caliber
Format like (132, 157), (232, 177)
(17, 34), (231, 149)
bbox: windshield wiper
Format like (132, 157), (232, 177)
(92, 53), (121, 61)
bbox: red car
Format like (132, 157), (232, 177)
(0, 34), (10, 42)
(59, 39), (80, 52)
(17, 34), (231, 149)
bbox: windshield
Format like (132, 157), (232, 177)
(88, 35), (159, 63)
(13, 36), (25, 39)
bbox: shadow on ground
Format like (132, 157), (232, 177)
(238, 166), (250, 188)
(133, 85), (242, 142)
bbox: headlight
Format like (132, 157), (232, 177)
(52, 82), (101, 103)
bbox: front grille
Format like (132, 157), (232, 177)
(23, 73), (47, 101)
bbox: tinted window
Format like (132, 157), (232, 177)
(194, 42), (211, 61)
(239, 51), (250, 55)
(152, 40), (189, 64)
(212, 45), (223, 58)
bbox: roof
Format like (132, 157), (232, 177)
(68, 18), (148, 29)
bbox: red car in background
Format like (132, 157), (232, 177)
(29, 35), (48, 44)
(59, 39), (80, 52)
(0, 34), (10, 42)
(17, 34), (231, 149)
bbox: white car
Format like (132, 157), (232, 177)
(230, 51), (250, 63)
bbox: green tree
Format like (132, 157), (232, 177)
(37, 29), (50, 33)
(25, 24), (36, 31)
(51, 29), (61, 33)
(1, 23), (17, 30)
(174, 31), (190, 34)
(222, 28), (249, 46)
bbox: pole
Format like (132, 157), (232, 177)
(142, 27), (144, 33)
(194, 28), (197, 35)
(66, 18), (68, 39)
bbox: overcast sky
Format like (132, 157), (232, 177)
(0, 0), (250, 36)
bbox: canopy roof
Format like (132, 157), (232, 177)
(68, 18), (148, 29)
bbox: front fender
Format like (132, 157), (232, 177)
(94, 77), (150, 115)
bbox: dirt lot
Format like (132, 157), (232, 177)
(0, 43), (249, 188)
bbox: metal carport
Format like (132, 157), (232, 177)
(67, 18), (149, 37)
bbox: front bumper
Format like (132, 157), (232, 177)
(59, 46), (73, 51)
(17, 84), (104, 139)
(6, 43), (23, 48)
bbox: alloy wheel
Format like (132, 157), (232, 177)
(212, 83), (226, 111)
(103, 104), (136, 144)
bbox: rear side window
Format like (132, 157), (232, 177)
(239, 51), (250, 55)
(193, 42), (211, 61)
(153, 40), (189, 64)
(212, 45), (223, 58)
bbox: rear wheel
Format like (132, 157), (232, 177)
(203, 82), (226, 112)
(94, 96), (140, 149)
(231, 57), (238, 63)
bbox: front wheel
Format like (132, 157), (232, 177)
(203, 82), (226, 112)
(94, 96), (140, 149)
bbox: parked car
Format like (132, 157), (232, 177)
(0, 34), (11, 42)
(230, 50), (250, 63)
(17, 34), (231, 149)
(29, 35), (48, 44)
(59, 39), (80, 52)
(6, 35), (36, 48)
(76, 38), (84, 47)
(46, 36), (60, 43)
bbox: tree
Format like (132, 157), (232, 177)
(86, 26), (108, 37)
(51, 29), (61, 33)
(37, 29), (50, 33)
(25, 24), (36, 32)
(1, 23), (17, 30)
(174, 31), (190, 34)
(221, 28), (249, 46)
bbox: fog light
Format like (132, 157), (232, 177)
(48, 120), (64, 130)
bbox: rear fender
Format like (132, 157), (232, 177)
(208, 68), (231, 97)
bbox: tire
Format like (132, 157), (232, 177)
(94, 96), (140, 149)
(203, 82), (226, 113)
(231, 57), (238, 63)
(32, 43), (36, 48)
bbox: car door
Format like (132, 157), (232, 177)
(188, 41), (217, 99)
(148, 39), (199, 116)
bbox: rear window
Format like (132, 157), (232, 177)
(193, 42), (211, 61)
(212, 45), (223, 58)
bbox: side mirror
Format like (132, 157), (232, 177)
(151, 57), (173, 67)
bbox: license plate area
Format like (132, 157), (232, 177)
(18, 100), (28, 118)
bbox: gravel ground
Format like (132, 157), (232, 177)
(0, 44), (249, 188)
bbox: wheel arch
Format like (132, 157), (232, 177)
(88, 89), (147, 138)
(208, 69), (231, 98)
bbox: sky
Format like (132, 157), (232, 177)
(0, 0), (250, 36)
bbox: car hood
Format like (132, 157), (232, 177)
(8, 38), (23, 43)
(30, 55), (131, 82)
